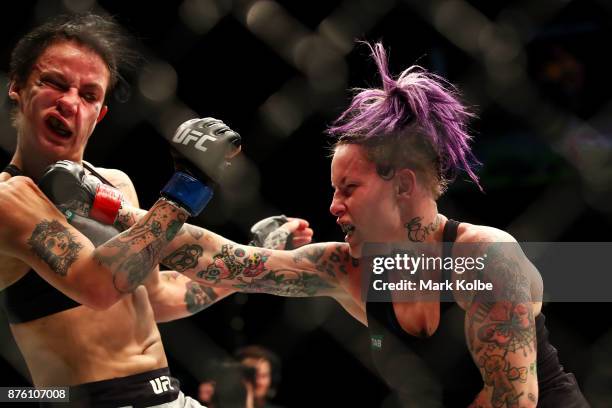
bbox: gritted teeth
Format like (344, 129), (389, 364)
(46, 116), (72, 137)
(340, 223), (355, 234)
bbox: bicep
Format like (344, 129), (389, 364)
(463, 240), (539, 405)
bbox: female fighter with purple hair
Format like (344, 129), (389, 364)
(95, 43), (590, 407)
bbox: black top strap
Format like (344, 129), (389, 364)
(442, 219), (460, 287)
(82, 162), (116, 187)
(2, 164), (22, 177)
(443, 219), (460, 247)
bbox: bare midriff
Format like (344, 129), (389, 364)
(10, 285), (167, 386)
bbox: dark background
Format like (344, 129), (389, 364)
(1, 0), (612, 406)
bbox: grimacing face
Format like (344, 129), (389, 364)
(330, 144), (404, 258)
(9, 40), (109, 166)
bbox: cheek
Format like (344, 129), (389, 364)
(367, 191), (397, 219)
(82, 107), (102, 132)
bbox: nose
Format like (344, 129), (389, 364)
(329, 192), (346, 217)
(56, 88), (79, 117)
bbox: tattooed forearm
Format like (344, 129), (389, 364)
(196, 244), (271, 282)
(163, 244), (203, 272)
(404, 215), (440, 242)
(114, 211), (137, 232)
(95, 199), (189, 293)
(170, 223), (204, 240)
(112, 241), (164, 293)
(233, 269), (334, 296)
(27, 220), (84, 276)
(187, 243), (343, 297)
(185, 281), (219, 314)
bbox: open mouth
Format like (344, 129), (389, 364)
(45, 116), (73, 138)
(340, 223), (355, 236)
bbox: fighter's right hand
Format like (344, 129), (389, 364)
(161, 117), (241, 217)
(165, 117), (241, 185)
(38, 160), (123, 225)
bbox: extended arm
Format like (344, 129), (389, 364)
(143, 217), (311, 322)
(115, 203), (360, 299)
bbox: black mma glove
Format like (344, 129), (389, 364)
(161, 117), (241, 216)
(249, 215), (294, 250)
(38, 160), (123, 225)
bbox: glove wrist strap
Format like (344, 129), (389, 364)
(90, 184), (123, 224)
(161, 172), (213, 216)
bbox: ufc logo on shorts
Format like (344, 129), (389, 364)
(173, 128), (217, 152)
(149, 375), (175, 394)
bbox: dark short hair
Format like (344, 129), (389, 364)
(210, 360), (255, 408)
(235, 345), (280, 367)
(9, 12), (137, 96)
(235, 345), (281, 387)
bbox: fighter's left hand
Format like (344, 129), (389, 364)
(249, 215), (314, 250)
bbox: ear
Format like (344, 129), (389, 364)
(395, 168), (416, 199)
(96, 105), (108, 124)
(8, 81), (21, 103)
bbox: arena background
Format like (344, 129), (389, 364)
(1, 0), (611, 406)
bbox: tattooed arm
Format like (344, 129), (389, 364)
(144, 215), (314, 322)
(145, 271), (235, 322)
(162, 231), (368, 327)
(91, 167), (236, 322)
(0, 176), (189, 310)
(113, 204), (348, 293)
(463, 237), (541, 408)
(109, 203), (365, 320)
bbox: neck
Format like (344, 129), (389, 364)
(403, 198), (444, 243)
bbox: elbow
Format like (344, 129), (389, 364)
(80, 286), (123, 311)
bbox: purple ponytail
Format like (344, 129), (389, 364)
(328, 42), (482, 193)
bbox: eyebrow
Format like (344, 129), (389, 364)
(39, 69), (105, 94)
(80, 83), (104, 94)
(331, 176), (351, 189)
